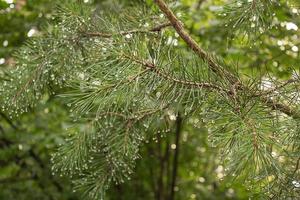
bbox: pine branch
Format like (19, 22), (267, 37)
(3, 2), (300, 198)
(154, 0), (239, 85)
(221, 0), (275, 38)
(154, 0), (300, 119)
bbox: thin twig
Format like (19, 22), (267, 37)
(254, 79), (298, 97)
(0, 112), (18, 130)
(12, 61), (45, 104)
(84, 22), (171, 38)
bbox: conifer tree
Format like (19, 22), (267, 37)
(1, 0), (300, 199)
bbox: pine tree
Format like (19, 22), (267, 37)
(1, 0), (300, 199)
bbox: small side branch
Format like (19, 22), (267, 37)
(84, 22), (171, 38)
(122, 54), (229, 94)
